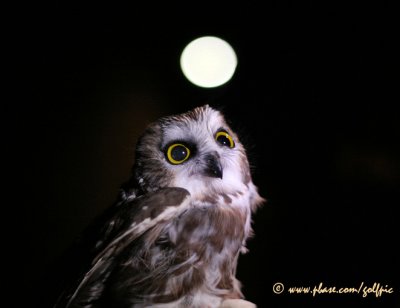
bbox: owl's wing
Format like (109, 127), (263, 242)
(55, 187), (191, 308)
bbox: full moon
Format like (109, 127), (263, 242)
(180, 36), (238, 88)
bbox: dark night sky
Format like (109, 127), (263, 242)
(7, 4), (399, 308)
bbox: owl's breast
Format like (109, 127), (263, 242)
(168, 203), (248, 257)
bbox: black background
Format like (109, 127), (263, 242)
(7, 3), (399, 308)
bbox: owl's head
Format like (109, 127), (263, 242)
(130, 105), (261, 206)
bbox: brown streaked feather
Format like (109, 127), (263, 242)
(56, 187), (190, 308)
(102, 201), (247, 307)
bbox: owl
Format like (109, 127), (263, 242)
(54, 105), (265, 308)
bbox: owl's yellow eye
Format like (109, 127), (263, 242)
(215, 131), (235, 148)
(166, 143), (191, 164)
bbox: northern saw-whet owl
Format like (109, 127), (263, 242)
(55, 105), (265, 308)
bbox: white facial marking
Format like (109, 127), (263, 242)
(161, 107), (249, 202)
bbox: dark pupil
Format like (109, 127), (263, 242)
(217, 135), (230, 147)
(171, 146), (187, 161)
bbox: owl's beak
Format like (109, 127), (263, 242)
(203, 152), (223, 179)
